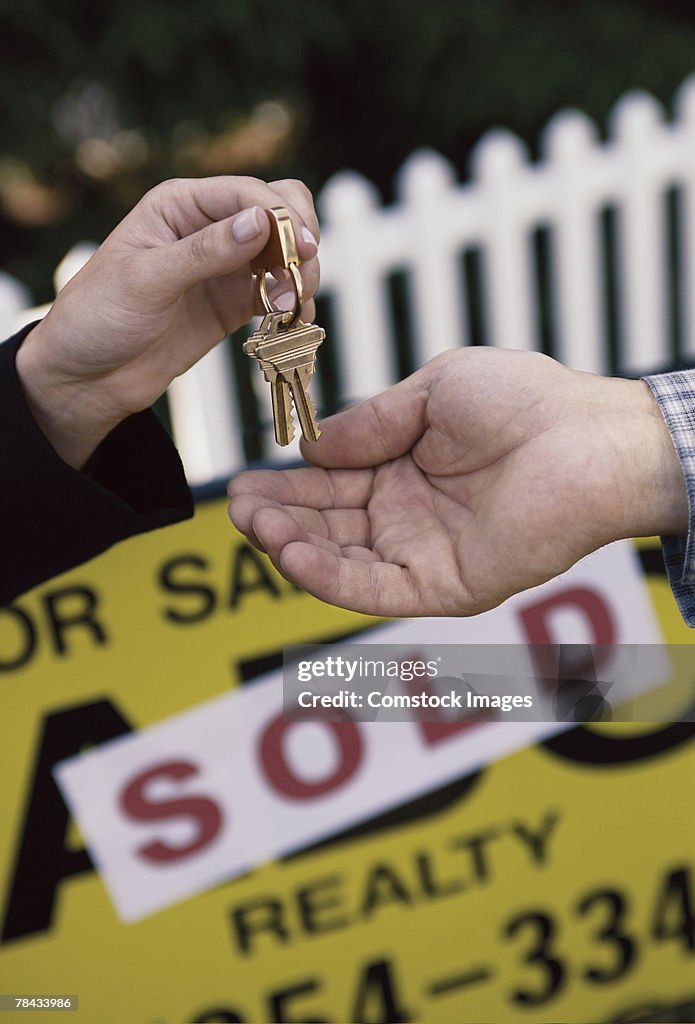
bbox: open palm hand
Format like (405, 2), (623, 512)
(228, 348), (684, 617)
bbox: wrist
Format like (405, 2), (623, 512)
(15, 321), (120, 469)
(598, 375), (689, 542)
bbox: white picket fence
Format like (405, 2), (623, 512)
(7, 77), (695, 483)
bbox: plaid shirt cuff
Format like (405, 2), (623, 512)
(643, 371), (695, 626)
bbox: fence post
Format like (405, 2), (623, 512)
(319, 172), (396, 403)
(543, 110), (607, 374)
(610, 91), (670, 373)
(471, 130), (537, 352)
(675, 75), (695, 362)
(168, 340), (244, 485)
(397, 150), (468, 364)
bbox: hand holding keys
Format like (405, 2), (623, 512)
(245, 208), (325, 446)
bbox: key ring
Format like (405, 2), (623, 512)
(251, 207), (304, 325)
(256, 262), (303, 323)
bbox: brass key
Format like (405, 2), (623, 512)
(269, 378), (295, 446)
(245, 207), (325, 446)
(290, 361), (321, 443)
(244, 311), (324, 445)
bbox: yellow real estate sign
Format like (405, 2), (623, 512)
(1, 496), (694, 1023)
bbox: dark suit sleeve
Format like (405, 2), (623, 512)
(0, 325), (193, 604)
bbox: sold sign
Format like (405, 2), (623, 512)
(54, 542), (663, 922)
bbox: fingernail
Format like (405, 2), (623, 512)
(301, 226), (317, 248)
(273, 290), (295, 311)
(232, 206), (262, 243)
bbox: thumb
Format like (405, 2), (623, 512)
(302, 370), (431, 468)
(148, 205), (272, 294)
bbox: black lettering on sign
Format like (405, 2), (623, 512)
(1, 699), (133, 944)
(0, 586), (107, 671)
(351, 958), (412, 1024)
(229, 813), (560, 958)
(576, 888), (638, 985)
(504, 910), (567, 1007)
(511, 810), (561, 866)
(0, 604), (36, 672)
(43, 585), (108, 655)
(361, 864), (412, 918)
(652, 865), (695, 953)
(413, 851), (465, 900)
(231, 897), (291, 955)
(229, 543), (281, 608)
(297, 874), (349, 935)
(158, 543), (290, 625)
(450, 827), (498, 883)
(159, 554), (216, 624)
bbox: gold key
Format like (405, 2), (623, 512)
(270, 378), (295, 447)
(245, 207), (325, 446)
(290, 361), (321, 443)
(244, 311), (324, 445)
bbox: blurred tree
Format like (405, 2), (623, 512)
(2, 0), (695, 300)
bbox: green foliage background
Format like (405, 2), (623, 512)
(3, 0), (695, 302)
